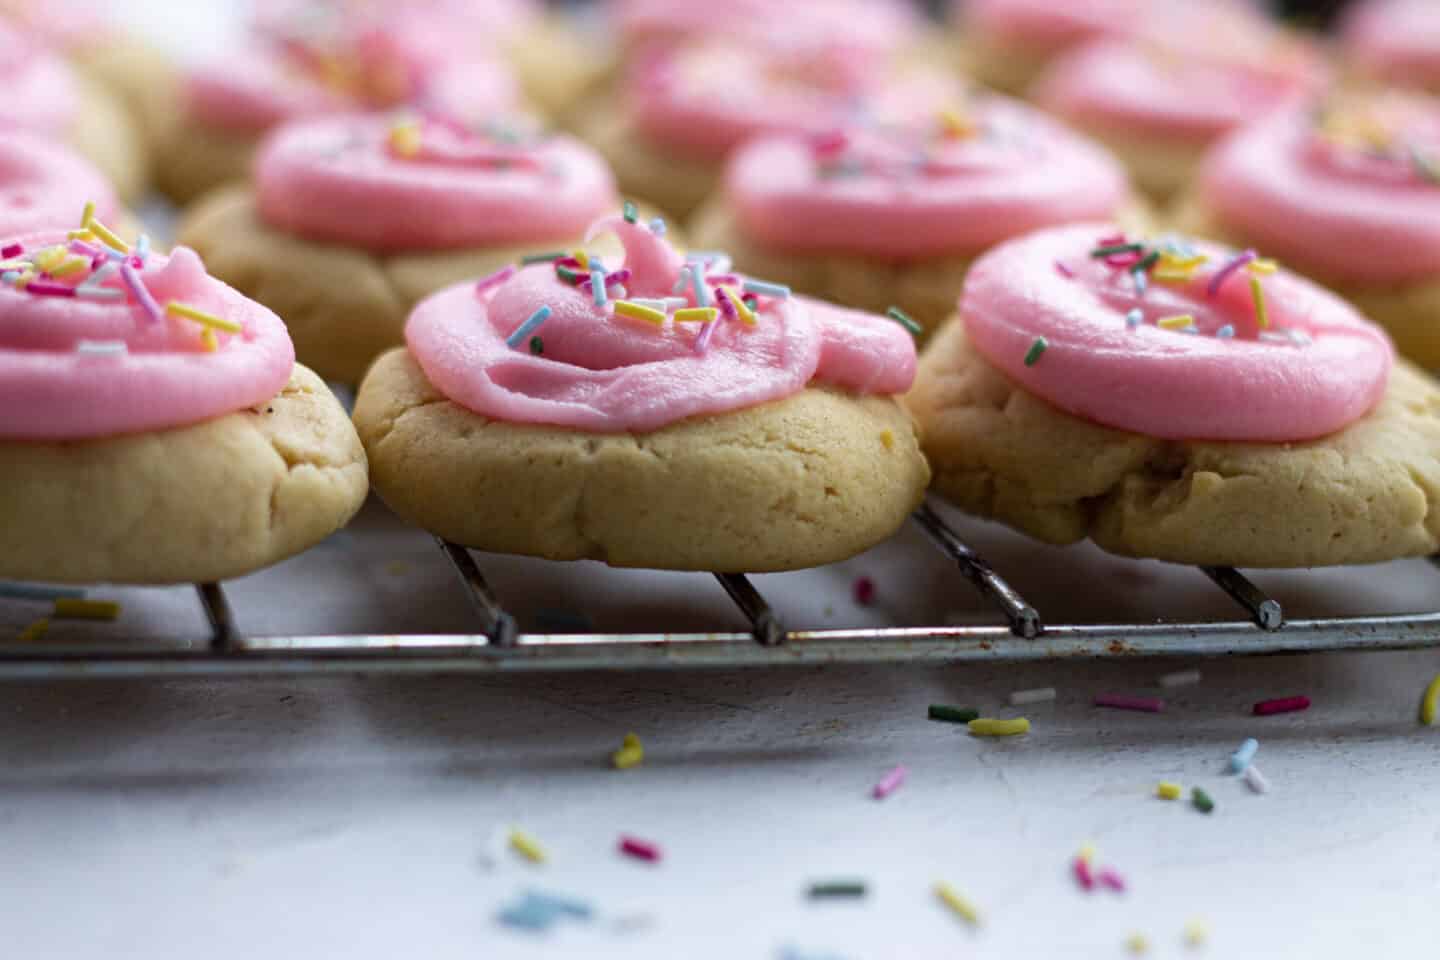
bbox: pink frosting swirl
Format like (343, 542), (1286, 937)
(627, 42), (960, 162)
(0, 236), (294, 440)
(256, 114), (617, 253)
(1343, 0), (1440, 90)
(1036, 32), (1325, 145)
(0, 131), (119, 237)
(725, 96), (1130, 259)
(964, 224), (1394, 442)
(1199, 95), (1440, 284)
(406, 215), (917, 432)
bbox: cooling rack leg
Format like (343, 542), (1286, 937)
(437, 540), (519, 647)
(912, 503), (1042, 639)
(1199, 566), (1284, 631)
(196, 582), (239, 653)
(714, 573), (786, 647)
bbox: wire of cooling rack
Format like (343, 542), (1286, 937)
(0, 501), (1438, 678)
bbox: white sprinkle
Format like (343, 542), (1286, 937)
(648, 216), (667, 236)
(1008, 687), (1057, 706)
(1158, 669), (1202, 688)
(628, 298), (670, 312)
(1259, 331), (1293, 344)
(672, 266), (691, 295)
(76, 286), (123, 301)
(663, 297), (688, 310)
(1243, 763), (1270, 794)
(75, 340), (127, 356)
(1125, 308), (1142, 328)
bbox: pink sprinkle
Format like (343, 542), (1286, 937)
(705, 273), (741, 286)
(694, 315), (719, 354)
(474, 264), (516, 296)
(1, 242), (22, 259)
(812, 130), (848, 156)
(716, 288), (738, 321)
(619, 835), (661, 863)
(24, 280), (75, 297)
(1207, 249), (1256, 297)
(1096, 232), (1125, 247)
(1098, 868), (1127, 893)
(1073, 856), (1094, 891)
(555, 256), (583, 269)
(605, 268), (632, 286)
(1253, 695), (1309, 716)
(1105, 252), (1143, 269)
(1094, 693), (1165, 713)
(872, 764), (907, 800)
(68, 240), (100, 257)
(1054, 260), (1075, 278)
(853, 576), (876, 605)
(119, 260), (162, 323)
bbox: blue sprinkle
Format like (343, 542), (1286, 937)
(135, 234), (151, 264)
(1228, 737), (1259, 773)
(497, 902), (553, 932)
(743, 279), (791, 299)
(1217, 324), (1235, 339)
(590, 269), (607, 307)
(649, 216), (667, 236)
(523, 889), (593, 920)
(691, 262), (711, 307)
(505, 305), (552, 350)
(1125, 308), (1143, 328)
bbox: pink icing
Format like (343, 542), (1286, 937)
(1035, 34), (1325, 145)
(1199, 96), (1440, 284)
(0, 0), (113, 55)
(1343, 0), (1440, 89)
(724, 97), (1130, 259)
(963, 225), (1394, 442)
(0, 131), (119, 237)
(406, 215), (917, 432)
(252, 0), (538, 53)
(0, 238), (294, 440)
(0, 21), (78, 139)
(628, 42), (960, 162)
(956, 0), (1144, 54)
(256, 114), (617, 253)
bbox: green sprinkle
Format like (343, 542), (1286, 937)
(886, 306), (922, 337)
(1130, 250), (1160, 274)
(556, 266), (584, 285)
(521, 250), (565, 265)
(529, 336), (544, 356)
(928, 704), (980, 724)
(807, 879), (867, 899)
(623, 200), (638, 223)
(742, 293), (759, 310)
(1192, 786), (1215, 814)
(1024, 337), (1048, 367)
(1090, 242), (1143, 258)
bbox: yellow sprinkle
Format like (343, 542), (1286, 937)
(612, 732), (644, 769)
(571, 248), (589, 271)
(1420, 674), (1440, 726)
(15, 269), (33, 289)
(1160, 252), (1209, 270)
(66, 229), (95, 242)
(1077, 842), (1097, 863)
(1246, 258), (1278, 275)
(1157, 781), (1183, 800)
(388, 121), (421, 157)
(81, 200), (94, 228)
(49, 256), (88, 278)
(672, 307), (718, 324)
(1153, 268), (1198, 283)
(32, 246), (66, 272)
(508, 829), (546, 864)
(1183, 918), (1209, 948)
(201, 328), (219, 352)
(52, 598), (120, 621)
(1157, 314), (1195, 330)
(939, 107), (975, 139)
(721, 286), (756, 326)
(166, 301), (243, 333)
(87, 216), (129, 254)
(1249, 276), (1268, 329)
(879, 429), (895, 450)
(934, 882), (980, 926)
(1127, 932), (1150, 955)
(17, 618), (48, 643)
(968, 717), (1030, 737)
(613, 300), (667, 327)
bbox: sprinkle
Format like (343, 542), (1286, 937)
(1248, 274), (1269, 329)
(80, 200), (94, 229)
(626, 299), (667, 312)
(1243, 764), (1270, 794)
(649, 216), (667, 236)
(1421, 674), (1440, 725)
(612, 732), (644, 770)
(75, 340), (128, 356)
(52, 598), (120, 620)
(49, 255), (88, 277)
(1130, 250), (1160, 274)
(1125, 308), (1143, 328)
(742, 279), (790, 299)
(1191, 787), (1215, 814)
(673, 266), (691, 295)
(23, 280), (76, 297)
(939, 107), (974, 138)
(1217, 324), (1235, 339)
(1156, 781), (1183, 800)
(619, 834), (661, 862)
(135, 234), (151, 264)
(555, 265), (584, 285)
(0, 583), (85, 601)
(0, 242), (21, 258)
(521, 889), (592, 920)
(1073, 856), (1095, 890)
(33, 245), (67, 272)
(17, 618), (48, 643)
(872, 764), (906, 799)
(119, 261), (161, 323)
(520, 250), (564, 264)
(673, 307), (718, 324)
(1159, 669), (1201, 688)
(723, 287), (756, 326)
(613, 300), (667, 327)
(1156, 314), (1194, 331)
(694, 316), (720, 354)
(85, 216), (129, 255)
(808, 879), (867, 899)
(591, 269), (608, 306)
(852, 576), (875, 605)
(1097, 868), (1127, 893)
(1184, 918), (1209, 948)
(1126, 933), (1150, 955)
(505, 305), (552, 349)
(1253, 695), (1309, 716)
(1023, 337), (1047, 366)
(1091, 242), (1143, 258)
(508, 829), (546, 863)
(1094, 693), (1165, 713)
(529, 336), (543, 356)
(1247, 258), (1278, 275)
(622, 200), (638, 223)
(80, 261), (117, 292)
(1228, 737), (1259, 773)
(571, 249), (590, 271)
(928, 704), (979, 724)
(1009, 687), (1056, 706)
(166, 301), (242, 334)
(474, 265), (516, 296)
(968, 717), (1029, 737)
(1054, 260), (1075, 278)
(1207, 249), (1256, 297)
(933, 883), (980, 927)
(690, 262), (710, 308)
(886, 306), (921, 337)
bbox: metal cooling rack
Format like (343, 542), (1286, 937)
(1, 501), (1438, 678)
